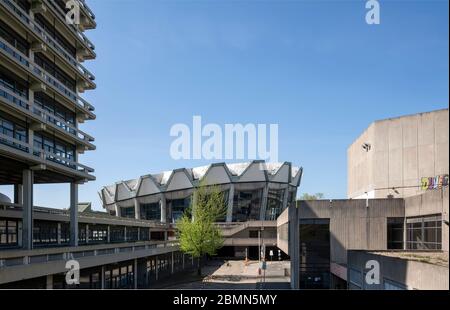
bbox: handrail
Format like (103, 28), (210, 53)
(43, 0), (95, 51)
(0, 36), (95, 113)
(0, 202), (172, 227)
(0, 132), (95, 174)
(0, 0), (95, 82)
(0, 240), (179, 263)
(0, 83), (94, 144)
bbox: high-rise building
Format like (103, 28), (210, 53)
(0, 0), (97, 249)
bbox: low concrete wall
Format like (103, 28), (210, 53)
(348, 250), (449, 290)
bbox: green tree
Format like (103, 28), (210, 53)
(299, 193), (325, 200)
(176, 182), (227, 276)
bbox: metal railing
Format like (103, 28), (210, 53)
(0, 131), (95, 174)
(43, 0), (95, 52)
(0, 36), (95, 114)
(0, 0), (95, 82)
(0, 240), (179, 269)
(0, 83), (95, 145)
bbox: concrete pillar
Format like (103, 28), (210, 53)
(226, 184), (235, 222)
(46, 274), (53, 289)
(85, 224), (89, 244)
(133, 198), (140, 220)
(155, 257), (159, 280)
(114, 203), (119, 217)
(22, 169), (33, 250)
(69, 182), (78, 247)
(282, 187), (289, 211)
(124, 226), (127, 242)
(57, 223), (62, 245)
(260, 185), (269, 221)
(13, 184), (23, 205)
(107, 226), (110, 243)
(101, 266), (105, 289)
(160, 196), (166, 223)
(134, 259), (138, 289)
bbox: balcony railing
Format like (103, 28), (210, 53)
(0, 202), (172, 228)
(43, 0), (95, 52)
(0, 84), (95, 147)
(0, 36), (95, 114)
(0, 0), (95, 82)
(0, 131), (94, 175)
(0, 240), (179, 269)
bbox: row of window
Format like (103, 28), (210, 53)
(35, 14), (77, 57)
(0, 219), (167, 247)
(34, 53), (76, 92)
(0, 66), (28, 99)
(0, 19), (29, 55)
(387, 215), (442, 250)
(120, 188), (295, 223)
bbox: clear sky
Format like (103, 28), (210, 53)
(2, 0), (448, 211)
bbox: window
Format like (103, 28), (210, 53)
(35, 14), (76, 57)
(265, 189), (285, 220)
(387, 218), (404, 249)
(89, 225), (108, 243)
(169, 197), (191, 223)
(383, 278), (407, 290)
(35, 92), (76, 132)
(110, 226), (125, 243)
(232, 188), (263, 222)
(33, 221), (58, 245)
(0, 219), (19, 247)
(127, 227), (139, 241)
(406, 215), (442, 250)
(0, 20), (29, 55)
(0, 116), (28, 152)
(120, 207), (135, 219)
(34, 53), (76, 91)
(33, 133), (76, 167)
(141, 203), (160, 221)
(0, 67), (28, 98)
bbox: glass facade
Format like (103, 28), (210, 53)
(265, 189), (285, 220)
(169, 197), (191, 223)
(232, 188), (263, 222)
(0, 218), (18, 247)
(0, 115), (27, 152)
(33, 221), (59, 246)
(140, 202), (160, 221)
(0, 19), (29, 55)
(120, 207), (135, 219)
(406, 215), (442, 250)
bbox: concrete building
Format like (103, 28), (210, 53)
(99, 161), (302, 259)
(348, 109), (449, 199)
(279, 187), (448, 289)
(0, 0), (195, 289)
(280, 109), (449, 290)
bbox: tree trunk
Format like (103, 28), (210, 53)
(197, 256), (201, 276)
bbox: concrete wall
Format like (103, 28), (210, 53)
(405, 187), (449, 251)
(298, 199), (405, 265)
(348, 251), (449, 290)
(348, 109), (449, 199)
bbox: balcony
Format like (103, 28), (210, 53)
(0, 130), (94, 178)
(0, 0), (96, 87)
(0, 35), (95, 120)
(0, 83), (95, 151)
(42, 0), (95, 53)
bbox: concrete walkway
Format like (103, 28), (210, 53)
(163, 260), (291, 289)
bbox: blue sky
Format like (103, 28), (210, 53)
(3, 0), (448, 210)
